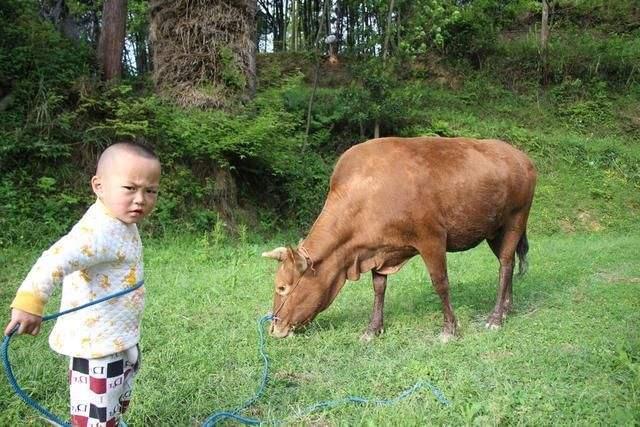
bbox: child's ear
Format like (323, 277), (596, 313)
(91, 176), (102, 196)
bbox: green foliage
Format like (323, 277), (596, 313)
(0, 0), (92, 168)
(126, 0), (150, 38)
(440, 0), (520, 65)
(0, 60), (328, 242)
(490, 28), (640, 88)
(0, 169), (88, 247)
(1, 0), (640, 246)
(546, 30), (640, 86)
(219, 47), (247, 91)
(399, 1), (462, 56)
(551, 79), (614, 131)
(338, 59), (428, 137)
(554, 0), (640, 31)
(0, 1), (92, 103)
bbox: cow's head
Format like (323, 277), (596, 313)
(262, 246), (329, 338)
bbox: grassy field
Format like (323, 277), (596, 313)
(1, 231), (638, 426)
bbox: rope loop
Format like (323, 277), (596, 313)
(202, 313), (451, 426)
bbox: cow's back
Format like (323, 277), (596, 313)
(329, 137), (536, 251)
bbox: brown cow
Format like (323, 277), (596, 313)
(263, 137), (536, 341)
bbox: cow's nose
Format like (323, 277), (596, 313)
(269, 322), (291, 338)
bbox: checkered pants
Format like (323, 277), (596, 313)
(68, 346), (139, 427)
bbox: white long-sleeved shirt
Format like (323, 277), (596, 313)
(11, 200), (145, 358)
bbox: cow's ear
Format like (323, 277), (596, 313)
(290, 248), (308, 273)
(262, 247), (288, 261)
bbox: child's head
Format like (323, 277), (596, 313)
(91, 142), (161, 224)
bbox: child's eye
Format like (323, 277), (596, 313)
(123, 186), (135, 191)
(147, 189), (158, 194)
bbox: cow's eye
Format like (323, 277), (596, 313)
(277, 285), (287, 294)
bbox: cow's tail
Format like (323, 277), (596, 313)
(516, 231), (529, 278)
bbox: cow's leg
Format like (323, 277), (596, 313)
(486, 226), (524, 329)
(487, 231), (513, 315)
(360, 271), (387, 342)
(418, 241), (457, 342)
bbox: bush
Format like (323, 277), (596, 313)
(0, 0), (92, 165)
(547, 31), (640, 86)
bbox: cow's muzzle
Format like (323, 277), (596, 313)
(269, 321), (292, 338)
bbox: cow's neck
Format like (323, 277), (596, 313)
(300, 205), (364, 296)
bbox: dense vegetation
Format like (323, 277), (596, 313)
(1, 0), (639, 247)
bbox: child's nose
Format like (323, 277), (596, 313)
(134, 191), (145, 204)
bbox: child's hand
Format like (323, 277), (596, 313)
(4, 309), (43, 336)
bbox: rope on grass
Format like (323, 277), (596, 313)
(2, 281), (144, 427)
(4, 286), (451, 426)
(202, 314), (451, 426)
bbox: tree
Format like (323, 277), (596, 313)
(97, 0), (128, 81)
(375, 0), (395, 138)
(540, 0), (552, 85)
(127, 0), (152, 75)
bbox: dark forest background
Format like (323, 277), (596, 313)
(1, 0), (638, 246)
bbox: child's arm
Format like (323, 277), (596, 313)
(4, 308), (42, 336)
(7, 222), (118, 334)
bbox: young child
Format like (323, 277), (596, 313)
(4, 142), (161, 427)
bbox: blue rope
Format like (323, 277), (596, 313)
(2, 281), (144, 427)
(201, 314), (273, 426)
(202, 314), (451, 426)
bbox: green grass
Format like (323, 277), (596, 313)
(1, 232), (639, 425)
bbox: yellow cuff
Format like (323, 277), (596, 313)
(11, 291), (46, 316)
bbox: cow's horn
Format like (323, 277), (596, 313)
(261, 247), (288, 261)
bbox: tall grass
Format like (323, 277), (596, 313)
(1, 232), (638, 425)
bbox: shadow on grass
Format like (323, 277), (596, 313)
(293, 257), (569, 339)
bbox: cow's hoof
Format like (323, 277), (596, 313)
(439, 331), (455, 343)
(485, 314), (502, 330)
(360, 328), (383, 343)
(360, 332), (375, 343)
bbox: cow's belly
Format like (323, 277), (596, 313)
(446, 236), (486, 252)
(375, 246), (419, 274)
(444, 219), (502, 252)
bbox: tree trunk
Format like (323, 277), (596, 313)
(382, 0), (394, 61)
(134, 33), (149, 74)
(540, 0), (551, 85)
(246, 0), (257, 97)
(374, 0), (394, 138)
(39, 0), (83, 41)
(97, 0), (128, 81)
(276, 0), (285, 51)
(303, 0), (328, 151)
(292, 0), (298, 50)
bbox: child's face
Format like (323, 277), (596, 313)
(91, 152), (161, 224)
